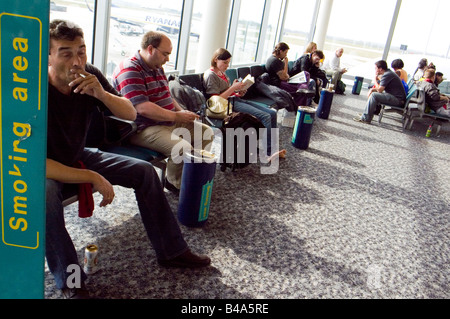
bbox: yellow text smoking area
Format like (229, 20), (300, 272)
(0, 0), (48, 299)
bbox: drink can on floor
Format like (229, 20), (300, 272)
(83, 244), (99, 275)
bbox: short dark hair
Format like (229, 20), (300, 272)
(141, 31), (164, 50)
(49, 20), (84, 45)
(312, 50), (325, 60)
(211, 48), (232, 67)
(391, 59), (404, 69)
(375, 60), (388, 71)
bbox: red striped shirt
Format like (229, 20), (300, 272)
(113, 51), (175, 128)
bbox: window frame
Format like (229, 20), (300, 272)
(90, 0), (417, 79)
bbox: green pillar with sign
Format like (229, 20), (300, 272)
(0, 0), (48, 298)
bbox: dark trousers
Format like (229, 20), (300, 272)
(46, 148), (188, 289)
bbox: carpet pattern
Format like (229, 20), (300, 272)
(45, 87), (450, 299)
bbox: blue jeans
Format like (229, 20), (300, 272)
(361, 92), (403, 123)
(233, 98), (278, 156)
(46, 148), (188, 289)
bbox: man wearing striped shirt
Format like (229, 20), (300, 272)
(113, 31), (213, 193)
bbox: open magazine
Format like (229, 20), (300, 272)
(288, 71), (308, 84)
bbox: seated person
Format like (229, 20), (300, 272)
(324, 48), (347, 90)
(435, 71), (445, 86)
(304, 42), (327, 74)
(289, 50), (329, 104)
(417, 69), (450, 117)
(304, 41), (317, 54)
(391, 59), (408, 83)
(203, 48), (286, 161)
(265, 42), (290, 87)
(47, 20), (211, 299)
(413, 58), (428, 82)
(354, 60), (406, 124)
(427, 62), (436, 71)
(113, 31), (214, 194)
(265, 42), (315, 106)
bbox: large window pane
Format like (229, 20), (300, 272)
(388, 0), (450, 80)
(281, 0), (318, 61)
(106, 0), (183, 79)
(323, 0), (397, 80)
(259, 0), (284, 62)
(50, 0), (95, 63)
(232, 0), (266, 65)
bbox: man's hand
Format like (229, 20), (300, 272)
(47, 158), (115, 208)
(91, 172), (115, 207)
(68, 68), (106, 100)
(68, 68), (136, 121)
(175, 109), (200, 123)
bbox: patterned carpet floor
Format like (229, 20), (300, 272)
(45, 86), (450, 299)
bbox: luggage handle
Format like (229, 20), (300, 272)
(227, 96), (235, 115)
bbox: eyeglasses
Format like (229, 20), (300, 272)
(154, 47), (171, 58)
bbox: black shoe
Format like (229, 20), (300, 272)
(164, 178), (180, 195)
(158, 249), (211, 268)
(61, 285), (90, 299)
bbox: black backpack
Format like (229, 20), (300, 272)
(254, 75), (297, 112)
(335, 80), (346, 94)
(219, 112), (264, 172)
(169, 77), (206, 114)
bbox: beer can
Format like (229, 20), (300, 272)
(83, 244), (99, 275)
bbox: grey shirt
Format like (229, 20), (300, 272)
(380, 69), (406, 102)
(203, 68), (230, 96)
